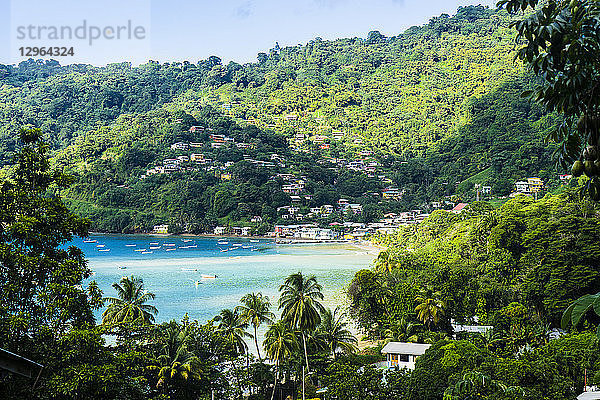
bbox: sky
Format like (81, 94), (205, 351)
(0, 0), (497, 66)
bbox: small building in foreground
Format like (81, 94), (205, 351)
(381, 342), (431, 370)
(153, 225), (169, 234)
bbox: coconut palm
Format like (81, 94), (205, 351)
(149, 325), (200, 390)
(278, 272), (325, 373)
(264, 321), (298, 400)
(414, 287), (447, 330)
(215, 308), (252, 399)
(315, 307), (357, 359)
(102, 275), (158, 327)
(382, 317), (422, 344)
(236, 292), (275, 361)
(214, 308), (252, 355)
(374, 250), (397, 273)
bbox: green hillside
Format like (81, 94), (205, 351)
(0, 5), (562, 232)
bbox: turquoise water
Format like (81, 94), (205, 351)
(76, 235), (375, 325)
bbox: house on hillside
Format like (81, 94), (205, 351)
(153, 225), (169, 234)
(381, 342), (431, 370)
(451, 203), (468, 213)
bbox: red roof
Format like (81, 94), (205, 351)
(452, 203), (468, 213)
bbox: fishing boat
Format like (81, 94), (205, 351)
(149, 242), (159, 245)
(141, 251), (153, 254)
(118, 266), (127, 270)
(134, 249), (147, 252)
(149, 246), (161, 250)
(182, 239), (192, 243)
(98, 249), (110, 252)
(250, 239), (259, 243)
(232, 243), (243, 247)
(96, 244), (105, 248)
(187, 245), (197, 248)
(166, 248), (176, 251)
(83, 239), (97, 243)
(201, 274), (217, 279)
(217, 240), (228, 245)
(242, 246), (252, 249)
(181, 268), (198, 272)
(164, 243), (176, 246)
(219, 248), (229, 252)
(125, 244), (136, 247)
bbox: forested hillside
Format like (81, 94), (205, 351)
(0, 5), (563, 232)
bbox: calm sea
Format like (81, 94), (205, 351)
(74, 234), (375, 326)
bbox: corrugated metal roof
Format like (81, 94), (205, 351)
(578, 392), (600, 400)
(381, 342), (431, 356)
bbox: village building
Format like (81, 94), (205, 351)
(381, 342), (431, 370)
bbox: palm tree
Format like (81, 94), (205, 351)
(264, 321), (298, 400)
(374, 250), (397, 273)
(149, 325), (200, 390)
(215, 308), (252, 399)
(236, 292), (275, 361)
(278, 272), (325, 373)
(315, 307), (357, 359)
(102, 275), (158, 328)
(382, 317), (422, 344)
(214, 308), (252, 355)
(414, 287), (447, 330)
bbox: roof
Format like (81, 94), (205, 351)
(381, 342), (431, 356)
(451, 203), (468, 213)
(578, 392), (600, 400)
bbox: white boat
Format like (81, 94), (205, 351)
(250, 240), (259, 243)
(220, 248), (229, 252)
(242, 246), (252, 249)
(125, 244), (136, 247)
(217, 241), (228, 245)
(149, 246), (161, 250)
(187, 245), (197, 248)
(98, 249), (110, 252)
(164, 243), (176, 246)
(181, 268), (198, 272)
(96, 244), (105, 248)
(182, 239), (192, 242)
(233, 243), (243, 247)
(201, 274), (217, 279)
(134, 249), (147, 252)
(166, 248), (176, 251)
(83, 239), (97, 243)
(149, 242), (159, 245)
(118, 266), (127, 269)
(141, 251), (153, 254)
(179, 246), (189, 249)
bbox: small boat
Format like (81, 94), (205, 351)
(98, 249), (110, 252)
(229, 256), (241, 259)
(242, 246), (252, 249)
(201, 274), (217, 279)
(149, 246), (161, 250)
(125, 244), (136, 247)
(251, 248), (259, 251)
(250, 239), (259, 243)
(217, 241), (228, 245)
(166, 248), (176, 251)
(164, 243), (176, 246)
(187, 245), (197, 248)
(83, 239), (97, 243)
(233, 243), (243, 247)
(179, 246), (189, 249)
(96, 244), (105, 248)
(118, 266), (127, 270)
(149, 242), (159, 245)
(182, 239), (192, 243)
(219, 248), (229, 252)
(141, 251), (153, 254)
(134, 249), (147, 252)
(181, 268), (198, 272)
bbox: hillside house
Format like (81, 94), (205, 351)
(451, 203), (468, 213)
(170, 142), (189, 151)
(381, 342), (431, 370)
(153, 225), (169, 234)
(382, 188), (403, 200)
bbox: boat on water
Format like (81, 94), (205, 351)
(229, 256), (241, 259)
(166, 248), (176, 251)
(187, 245), (198, 248)
(98, 249), (110, 252)
(217, 241), (228, 245)
(118, 266), (127, 270)
(125, 244), (136, 247)
(251, 248), (259, 251)
(242, 246), (252, 249)
(182, 239), (192, 242)
(83, 239), (97, 243)
(201, 274), (217, 279)
(141, 251), (153, 254)
(134, 249), (147, 252)
(150, 242), (159, 245)
(233, 243), (243, 247)
(164, 243), (176, 246)
(250, 239), (259, 243)
(181, 268), (198, 271)
(219, 248), (229, 252)
(96, 244), (105, 247)
(179, 246), (189, 249)
(149, 246), (161, 250)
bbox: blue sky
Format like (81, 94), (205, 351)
(0, 0), (497, 66)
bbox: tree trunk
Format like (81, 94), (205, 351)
(254, 324), (262, 361)
(302, 332), (310, 373)
(270, 361), (278, 400)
